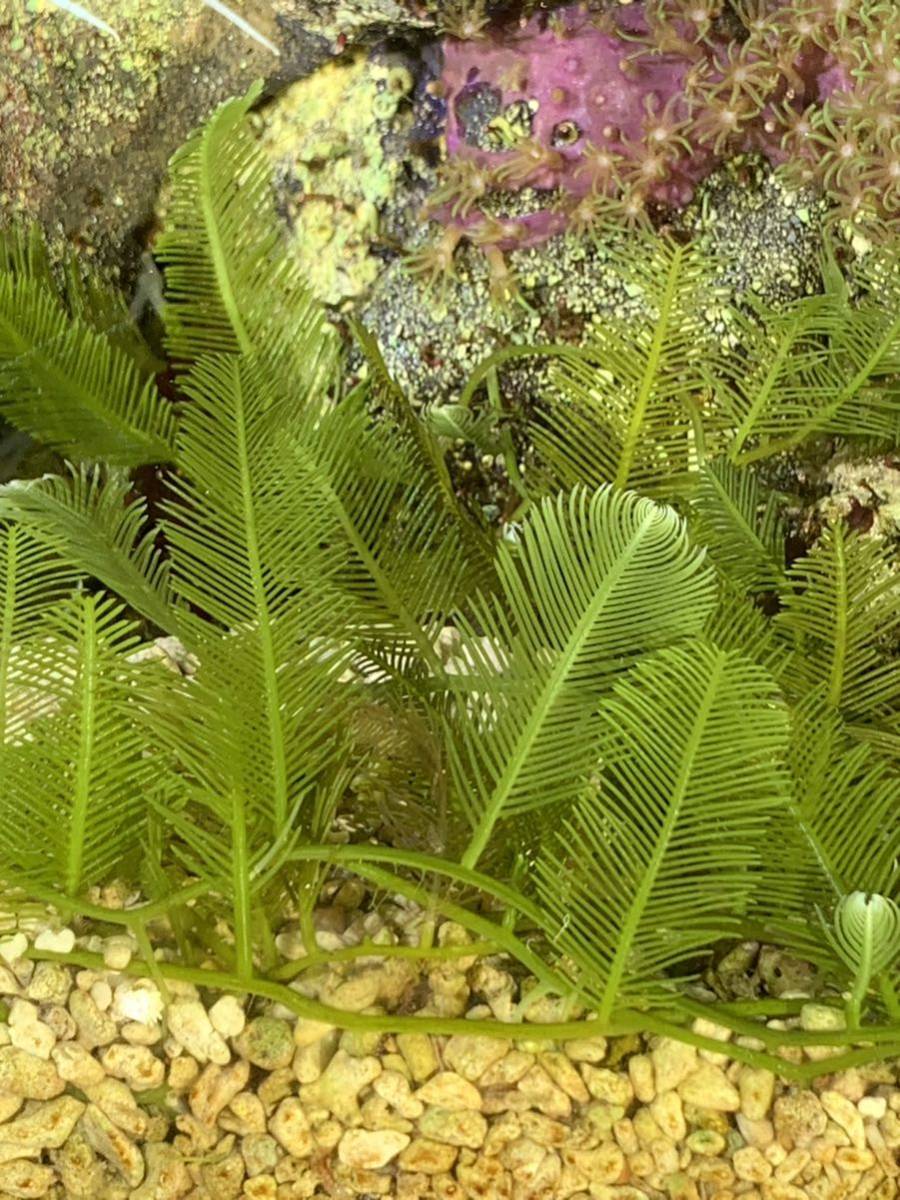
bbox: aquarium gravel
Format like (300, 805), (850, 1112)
(0, 902), (898, 1199)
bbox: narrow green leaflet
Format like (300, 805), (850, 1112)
(0, 466), (176, 635)
(531, 235), (720, 499)
(690, 458), (786, 592)
(774, 522), (900, 717)
(534, 641), (791, 1020)
(0, 525), (79, 741)
(0, 274), (176, 466)
(0, 593), (154, 896)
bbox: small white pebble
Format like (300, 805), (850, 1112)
(765, 1142), (787, 1167)
(266, 1003), (296, 1022)
(209, 995), (246, 1039)
(338, 1128), (410, 1168)
(7, 1001), (55, 1059)
(274, 931), (307, 961)
(9, 1021), (55, 1058)
(8, 999), (35, 1026)
(166, 998), (229, 1065)
(34, 928), (75, 954)
(90, 981), (112, 1012)
(314, 930), (344, 952)
(858, 1096), (887, 1120)
(0, 934), (28, 964)
(121, 1020), (161, 1046)
(800, 1003), (846, 1032)
(8, 999), (40, 1031)
(692, 1016), (733, 1042)
(113, 980), (164, 1026)
(692, 1016), (732, 1065)
(821, 1090), (865, 1150)
(103, 938), (133, 971)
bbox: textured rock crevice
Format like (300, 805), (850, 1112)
(0, 0), (441, 280)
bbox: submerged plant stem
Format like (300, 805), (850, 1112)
(232, 786), (254, 981)
(67, 599), (97, 897)
(26, 947), (900, 1080)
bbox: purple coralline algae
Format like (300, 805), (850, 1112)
(413, 1), (861, 281)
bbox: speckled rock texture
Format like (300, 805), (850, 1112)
(0, 0), (442, 281)
(254, 46), (420, 306)
(0, 906), (896, 1199)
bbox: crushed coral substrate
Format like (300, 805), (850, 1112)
(0, 905), (897, 1200)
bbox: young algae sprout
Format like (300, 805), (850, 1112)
(45, 0), (280, 56)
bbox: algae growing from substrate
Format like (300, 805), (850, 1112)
(0, 0), (899, 1090)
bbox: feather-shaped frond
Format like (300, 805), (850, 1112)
(825, 893), (900, 1026)
(163, 353), (340, 634)
(800, 732), (900, 904)
(0, 224), (163, 379)
(0, 593), (155, 897)
(0, 271), (176, 467)
(0, 466), (175, 635)
(774, 522), (900, 718)
(530, 236), (723, 498)
(708, 290), (900, 465)
(147, 627), (350, 870)
(690, 458), (786, 591)
(294, 392), (490, 672)
(149, 620), (350, 830)
(160, 352), (361, 845)
(0, 526), (79, 741)
(351, 319), (496, 598)
(744, 692), (899, 981)
(154, 348), (367, 936)
(534, 641), (791, 1020)
(758, 694), (898, 909)
(841, 896), (899, 961)
(168, 343), (486, 680)
(156, 83), (336, 390)
(142, 609), (353, 976)
(703, 579), (787, 679)
(448, 487), (716, 869)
